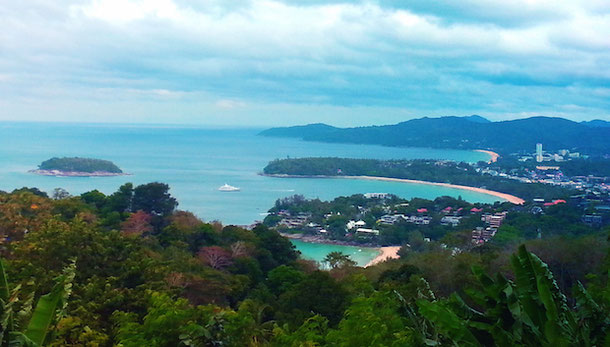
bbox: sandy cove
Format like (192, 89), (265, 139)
(365, 246), (401, 267)
(281, 232), (400, 268)
(475, 149), (500, 163)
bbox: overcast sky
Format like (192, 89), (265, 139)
(1, 0), (609, 126)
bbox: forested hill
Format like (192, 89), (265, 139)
(260, 116), (610, 155)
(38, 157), (122, 173)
(263, 157), (573, 201)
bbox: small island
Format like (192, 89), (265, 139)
(30, 157), (127, 177)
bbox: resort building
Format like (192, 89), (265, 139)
(364, 192), (389, 199)
(356, 228), (380, 235)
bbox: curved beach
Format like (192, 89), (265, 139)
(264, 174), (525, 205)
(342, 176), (525, 205)
(365, 246), (401, 267)
(475, 149), (500, 163)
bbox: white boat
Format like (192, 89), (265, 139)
(218, 183), (240, 192)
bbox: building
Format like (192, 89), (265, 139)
(440, 216), (462, 227)
(356, 228), (380, 235)
(378, 214), (407, 225)
(364, 193), (389, 199)
(472, 227), (497, 244)
(481, 212), (506, 229)
(536, 143), (543, 162)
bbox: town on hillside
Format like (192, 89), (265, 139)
(262, 192), (610, 251)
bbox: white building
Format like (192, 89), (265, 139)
(536, 143), (543, 162)
(364, 193), (389, 199)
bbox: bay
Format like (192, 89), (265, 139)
(289, 239), (381, 268)
(1, 122), (497, 265)
(0, 122), (495, 225)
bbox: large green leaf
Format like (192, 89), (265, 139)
(22, 280), (64, 345)
(23, 259), (76, 346)
(417, 299), (480, 346)
(0, 259), (9, 302)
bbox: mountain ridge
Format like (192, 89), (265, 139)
(259, 116), (610, 154)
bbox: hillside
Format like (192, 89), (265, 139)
(260, 116), (610, 155)
(1, 183), (607, 345)
(263, 157), (572, 201)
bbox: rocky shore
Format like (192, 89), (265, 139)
(29, 169), (130, 177)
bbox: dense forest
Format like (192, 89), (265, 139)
(0, 183), (608, 346)
(260, 116), (610, 155)
(37, 157), (123, 173)
(263, 157), (573, 201)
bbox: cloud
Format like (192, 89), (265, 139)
(215, 99), (246, 109)
(0, 0), (608, 125)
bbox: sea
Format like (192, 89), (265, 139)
(0, 122), (495, 265)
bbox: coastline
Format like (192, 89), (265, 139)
(365, 246), (401, 267)
(29, 169), (130, 177)
(281, 232), (399, 268)
(280, 232), (379, 248)
(475, 149), (500, 163)
(264, 174), (525, 205)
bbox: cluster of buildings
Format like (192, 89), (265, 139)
(526, 143), (582, 163)
(478, 154), (609, 196)
(378, 214), (431, 225)
(345, 220), (379, 235)
(472, 212), (507, 244)
(276, 210), (312, 228)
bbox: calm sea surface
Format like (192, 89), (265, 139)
(1, 122), (495, 265)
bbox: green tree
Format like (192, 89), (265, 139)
(132, 182), (178, 217)
(323, 252), (356, 269)
(277, 271), (348, 328)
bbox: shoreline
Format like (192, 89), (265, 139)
(281, 232), (399, 268)
(280, 232), (379, 248)
(264, 174), (525, 205)
(29, 169), (130, 177)
(475, 149), (500, 163)
(365, 246), (401, 267)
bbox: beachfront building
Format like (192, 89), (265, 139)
(346, 220), (367, 230)
(356, 228), (380, 235)
(364, 192), (389, 199)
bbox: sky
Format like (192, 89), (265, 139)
(1, 0), (609, 127)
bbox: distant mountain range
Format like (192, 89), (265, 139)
(260, 116), (610, 155)
(582, 119), (610, 128)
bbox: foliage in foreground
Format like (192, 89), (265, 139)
(1, 259), (76, 346)
(0, 186), (607, 346)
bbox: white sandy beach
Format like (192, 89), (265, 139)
(365, 246), (401, 267)
(475, 149), (500, 163)
(340, 175), (525, 205)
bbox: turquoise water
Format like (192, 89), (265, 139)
(0, 122), (496, 226)
(290, 239), (381, 267)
